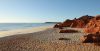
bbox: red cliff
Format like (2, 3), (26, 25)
(54, 15), (94, 28)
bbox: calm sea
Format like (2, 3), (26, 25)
(0, 23), (55, 31)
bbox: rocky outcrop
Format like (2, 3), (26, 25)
(81, 15), (100, 44)
(62, 19), (74, 27)
(54, 15), (100, 45)
(70, 20), (85, 28)
(81, 32), (100, 43)
(53, 23), (63, 29)
(54, 15), (94, 29)
(78, 15), (94, 25)
(84, 15), (100, 34)
(62, 19), (85, 28)
(81, 34), (94, 43)
(53, 14), (100, 45)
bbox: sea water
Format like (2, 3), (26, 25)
(0, 23), (55, 31)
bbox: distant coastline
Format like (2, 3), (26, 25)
(45, 22), (61, 24)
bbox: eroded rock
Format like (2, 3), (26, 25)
(54, 15), (94, 29)
(84, 15), (100, 34)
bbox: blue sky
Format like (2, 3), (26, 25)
(0, 0), (99, 23)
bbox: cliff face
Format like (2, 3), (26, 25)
(81, 15), (100, 44)
(70, 20), (85, 28)
(78, 15), (94, 24)
(84, 15), (100, 34)
(54, 15), (94, 28)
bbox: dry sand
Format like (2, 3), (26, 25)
(0, 26), (100, 51)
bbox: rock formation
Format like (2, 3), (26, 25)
(54, 14), (100, 45)
(78, 15), (94, 26)
(53, 23), (63, 29)
(70, 20), (85, 28)
(82, 15), (100, 44)
(54, 15), (94, 28)
(81, 32), (100, 44)
(84, 15), (100, 34)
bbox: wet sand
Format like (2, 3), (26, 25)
(0, 26), (99, 51)
(0, 25), (53, 37)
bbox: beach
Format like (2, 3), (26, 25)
(0, 0), (99, 51)
(0, 25), (99, 51)
(0, 25), (53, 37)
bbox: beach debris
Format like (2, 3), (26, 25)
(59, 29), (79, 33)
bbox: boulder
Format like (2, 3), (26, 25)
(81, 34), (94, 43)
(81, 32), (100, 43)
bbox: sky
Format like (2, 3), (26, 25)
(0, 0), (100, 23)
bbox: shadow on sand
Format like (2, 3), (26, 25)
(59, 38), (70, 40)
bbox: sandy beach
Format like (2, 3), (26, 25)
(0, 25), (99, 51)
(0, 0), (99, 51)
(0, 25), (53, 37)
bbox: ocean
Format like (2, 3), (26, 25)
(0, 23), (55, 31)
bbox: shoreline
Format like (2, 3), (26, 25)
(0, 25), (53, 37)
(0, 25), (99, 51)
